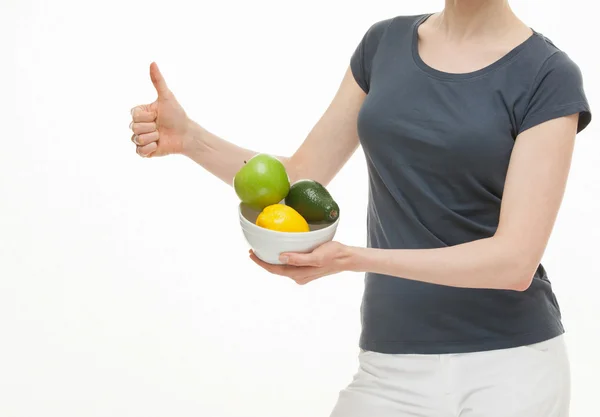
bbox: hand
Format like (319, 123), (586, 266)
(249, 241), (353, 285)
(129, 62), (190, 157)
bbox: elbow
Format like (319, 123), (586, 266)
(282, 158), (299, 184)
(492, 235), (543, 292)
(509, 274), (534, 292)
(285, 158), (333, 187)
(505, 258), (539, 292)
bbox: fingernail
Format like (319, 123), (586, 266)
(129, 121), (133, 129)
(279, 255), (289, 264)
(130, 107), (135, 116)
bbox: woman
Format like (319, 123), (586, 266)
(129, 1), (591, 416)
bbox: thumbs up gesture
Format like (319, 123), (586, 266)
(129, 62), (189, 157)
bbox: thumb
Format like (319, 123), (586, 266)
(149, 62), (170, 97)
(280, 252), (320, 267)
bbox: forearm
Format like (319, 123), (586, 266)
(181, 119), (290, 186)
(348, 236), (536, 291)
(179, 68), (363, 188)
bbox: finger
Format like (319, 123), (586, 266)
(249, 251), (319, 281)
(130, 122), (156, 135)
(136, 142), (158, 157)
(135, 131), (159, 146)
(150, 62), (170, 97)
(131, 106), (156, 123)
(249, 252), (278, 272)
(249, 252), (290, 276)
(282, 252), (322, 267)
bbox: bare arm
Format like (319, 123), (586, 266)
(346, 114), (579, 291)
(259, 114), (580, 290)
(181, 67), (365, 186)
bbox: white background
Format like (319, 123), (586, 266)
(1, 1), (598, 416)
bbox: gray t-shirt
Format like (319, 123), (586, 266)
(351, 14), (592, 354)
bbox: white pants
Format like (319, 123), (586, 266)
(330, 335), (570, 417)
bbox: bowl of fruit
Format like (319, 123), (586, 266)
(234, 154), (340, 265)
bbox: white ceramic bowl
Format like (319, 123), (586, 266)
(239, 203), (340, 264)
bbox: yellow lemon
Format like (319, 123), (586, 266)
(256, 204), (310, 233)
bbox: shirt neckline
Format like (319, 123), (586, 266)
(411, 13), (538, 81)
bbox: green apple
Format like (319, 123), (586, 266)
(233, 154), (290, 210)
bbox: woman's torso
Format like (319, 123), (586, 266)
(352, 14), (590, 354)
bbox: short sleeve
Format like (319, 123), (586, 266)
(350, 19), (393, 94)
(519, 51), (592, 134)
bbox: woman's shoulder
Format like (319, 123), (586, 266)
(526, 32), (582, 74)
(356, 14), (427, 52)
(360, 14), (427, 38)
(522, 32), (586, 101)
(516, 32), (591, 134)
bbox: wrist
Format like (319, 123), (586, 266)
(181, 118), (208, 157)
(340, 245), (367, 273)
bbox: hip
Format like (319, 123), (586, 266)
(331, 335), (570, 417)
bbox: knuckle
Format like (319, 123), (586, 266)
(145, 143), (157, 155)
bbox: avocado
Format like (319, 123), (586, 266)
(285, 179), (339, 223)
